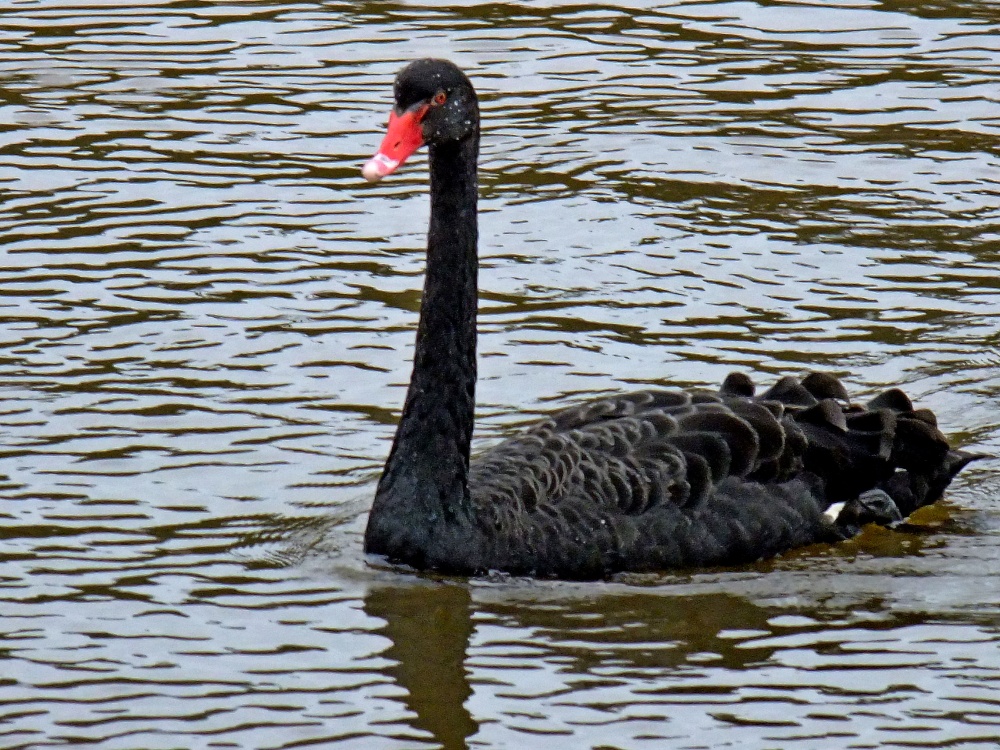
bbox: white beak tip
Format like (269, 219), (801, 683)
(362, 154), (399, 183)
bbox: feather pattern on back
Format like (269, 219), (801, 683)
(440, 372), (978, 579)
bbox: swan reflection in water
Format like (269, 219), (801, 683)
(361, 558), (972, 749)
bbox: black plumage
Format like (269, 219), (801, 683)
(361, 59), (979, 580)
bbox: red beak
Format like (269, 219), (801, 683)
(362, 105), (428, 182)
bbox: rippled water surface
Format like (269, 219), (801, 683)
(2, 1), (1000, 747)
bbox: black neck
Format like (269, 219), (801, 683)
(373, 133), (480, 525)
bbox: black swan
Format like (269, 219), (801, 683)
(360, 58), (979, 580)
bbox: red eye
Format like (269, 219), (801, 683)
(433, 91), (447, 105)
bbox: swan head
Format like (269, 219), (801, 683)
(363, 59), (479, 182)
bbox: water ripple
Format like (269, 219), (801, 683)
(1, 0), (999, 747)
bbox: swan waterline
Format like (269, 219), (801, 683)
(359, 58), (979, 580)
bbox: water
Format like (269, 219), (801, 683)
(1, 1), (999, 747)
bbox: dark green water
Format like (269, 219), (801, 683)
(1, 1), (999, 748)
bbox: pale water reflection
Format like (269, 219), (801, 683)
(1, 1), (999, 748)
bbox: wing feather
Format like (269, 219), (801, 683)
(462, 372), (979, 578)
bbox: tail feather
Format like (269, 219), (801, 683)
(874, 456), (975, 519)
(724, 372), (984, 523)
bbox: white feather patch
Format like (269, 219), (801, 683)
(823, 502), (846, 523)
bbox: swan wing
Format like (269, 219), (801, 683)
(465, 373), (973, 577)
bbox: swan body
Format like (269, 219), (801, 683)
(361, 59), (978, 580)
